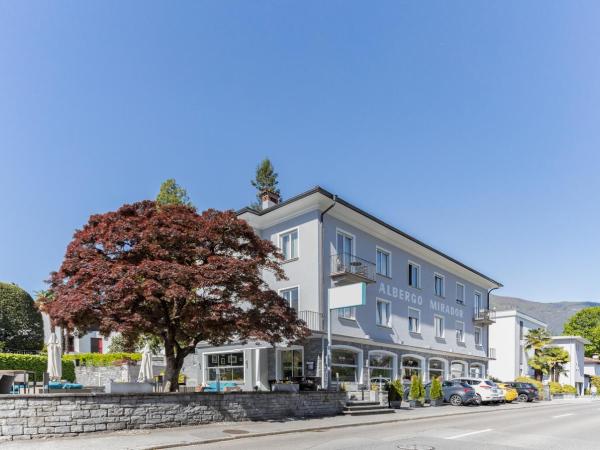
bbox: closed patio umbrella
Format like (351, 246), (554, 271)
(137, 343), (153, 383)
(47, 332), (62, 381)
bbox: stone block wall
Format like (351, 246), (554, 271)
(0, 391), (346, 441)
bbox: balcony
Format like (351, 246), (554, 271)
(298, 310), (324, 332)
(473, 308), (496, 325)
(330, 253), (376, 285)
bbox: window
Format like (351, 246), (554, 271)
(401, 356), (422, 381)
(332, 349), (358, 382)
(434, 315), (445, 338)
(376, 248), (391, 277)
(408, 307), (421, 333)
(429, 359), (445, 381)
(470, 364), (484, 378)
(408, 262), (421, 288)
(281, 349), (303, 379)
(279, 229), (299, 261)
(474, 291), (482, 312)
(338, 307), (356, 320)
(451, 361), (467, 378)
(376, 299), (391, 327)
(336, 231), (354, 266)
(456, 283), (465, 304)
(474, 326), (482, 346)
(66, 335), (75, 353)
(369, 353), (394, 381)
(456, 321), (465, 343)
(207, 352), (245, 382)
(434, 273), (445, 297)
(280, 287), (299, 311)
(519, 320), (524, 340)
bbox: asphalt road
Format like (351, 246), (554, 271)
(191, 402), (600, 450)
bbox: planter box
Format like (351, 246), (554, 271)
(272, 383), (300, 393)
(105, 381), (153, 394)
(429, 398), (443, 406)
(389, 400), (402, 409)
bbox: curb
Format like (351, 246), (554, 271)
(146, 400), (581, 449)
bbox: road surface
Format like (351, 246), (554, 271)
(186, 401), (600, 450)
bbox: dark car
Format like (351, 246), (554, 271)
(504, 382), (539, 402)
(403, 380), (477, 406)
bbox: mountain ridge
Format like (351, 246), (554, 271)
(490, 295), (600, 335)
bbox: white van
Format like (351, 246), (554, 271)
(450, 378), (504, 404)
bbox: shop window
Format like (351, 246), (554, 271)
(207, 352), (245, 382)
(332, 349), (358, 382)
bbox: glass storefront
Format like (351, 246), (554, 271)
(428, 359), (445, 381)
(206, 352), (244, 382)
(332, 349), (358, 382)
(402, 356), (422, 381)
(369, 353), (394, 381)
(281, 349), (303, 379)
(451, 361), (467, 379)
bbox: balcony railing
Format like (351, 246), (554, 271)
(330, 253), (376, 285)
(298, 310), (324, 332)
(489, 347), (497, 359)
(473, 308), (496, 325)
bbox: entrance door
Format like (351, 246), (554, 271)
(280, 349), (303, 380)
(336, 232), (353, 267)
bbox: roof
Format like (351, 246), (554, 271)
(551, 336), (591, 345)
(238, 186), (502, 288)
(493, 309), (548, 327)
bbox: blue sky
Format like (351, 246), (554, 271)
(1, 1), (599, 302)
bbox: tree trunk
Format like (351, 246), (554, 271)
(163, 352), (185, 392)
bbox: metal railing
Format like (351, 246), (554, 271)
(298, 310), (324, 332)
(330, 253), (376, 283)
(473, 308), (496, 323)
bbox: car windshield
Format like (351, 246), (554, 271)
(484, 381), (497, 387)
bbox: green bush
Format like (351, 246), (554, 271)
(590, 376), (600, 391)
(387, 379), (404, 402)
(549, 381), (562, 395)
(430, 376), (443, 400)
(561, 384), (577, 394)
(409, 375), (425, 402)
(0, 283), (44, 351)
(63, 352), (141, 367)
(0, 353), (75, 382)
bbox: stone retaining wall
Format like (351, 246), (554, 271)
(0, 391), (346, 441)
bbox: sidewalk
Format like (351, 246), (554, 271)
(1, 398), (595, 450)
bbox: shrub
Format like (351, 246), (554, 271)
(0, 353), (75, 382)
(63, 352), (141, 367)
(590, 376), (600, 391)
(409, 375), (425, 402)
(549, 381), (562, 395)
(561, 384), (577, 395)
(0, 283), (44, 351)
(430, 376), (443, 400)
(387, 379), (404, 402)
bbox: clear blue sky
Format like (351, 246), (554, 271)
(1, 1), (599, 302)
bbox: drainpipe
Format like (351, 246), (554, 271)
(487, 287), (500, 364)
(319, 196), (337, 390)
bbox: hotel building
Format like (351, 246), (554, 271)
(188, 187), (502, 390)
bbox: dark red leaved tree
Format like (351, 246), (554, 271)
(40, 200), (309, 391)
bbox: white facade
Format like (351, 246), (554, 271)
(550, 336), (589, 395)
(42, 313), (114, 354)
(488, 310), (547, 382)
(584, 356), (600, 390)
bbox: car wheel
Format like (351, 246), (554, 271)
(518, 393), (529, 402)
(449, 394), (463, 406)
(475, 394), (482, 405)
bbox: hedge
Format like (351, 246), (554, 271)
(62, 352), (141, 367)
(0, 353), (75, 382)
(515, 376), (578, 395)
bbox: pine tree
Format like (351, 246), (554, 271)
(250, 158), (281, 209)
(156, 179), (193, 208)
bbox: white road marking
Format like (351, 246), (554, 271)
(553, 413), (575, 418)
(445, 429), (493, 440)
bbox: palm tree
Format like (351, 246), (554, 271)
(543, 346), (570, 382)
(524, 328), (552, 380)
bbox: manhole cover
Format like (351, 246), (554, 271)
(222, 429), (250, 435)
(396, 444), (435, 450)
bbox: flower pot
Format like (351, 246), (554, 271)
(430, 398), (442, 406)
(408, 400), (416, 408)
(389, 400), (402, 409)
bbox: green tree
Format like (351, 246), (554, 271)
(543, 346), (570, 382)
(524, 327), (552, 380)
(250, 158), (280, 209)
(430, 376), (443, 401)
(0, 282), (44, 351)
(563, 307), (600, 356)
(156, 179), (193, 208)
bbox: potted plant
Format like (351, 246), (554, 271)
(429, 376), (443, 406)
(388, 379), (403, 409)
(408, 375), (422, 407)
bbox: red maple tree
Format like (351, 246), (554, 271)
(40, 200), (309, 391)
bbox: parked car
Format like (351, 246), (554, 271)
(497, 382), (518, 403)
(503, 382), (539, 402)
(450, 378), (504, 404)
(403, 380), (477, 406)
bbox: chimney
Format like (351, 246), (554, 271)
(261, 190), (280, 210)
